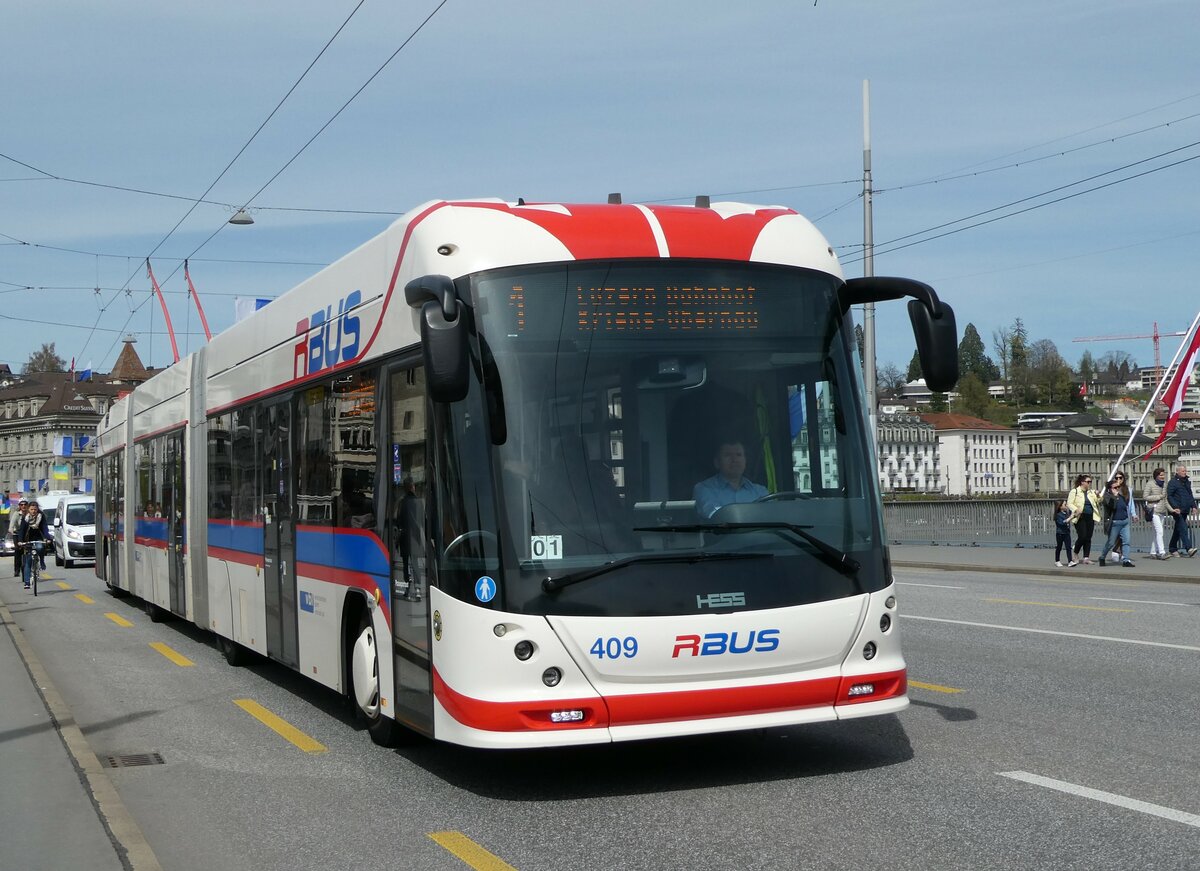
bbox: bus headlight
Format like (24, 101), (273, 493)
(862, 642), (877, 660)
(514, 640), (535, 661)
(879, 614), (891, 633)
(542, 667), (562, 687)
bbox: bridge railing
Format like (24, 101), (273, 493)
(882, 499), (1193, 551)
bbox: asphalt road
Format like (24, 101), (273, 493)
(2, 562), (1198, 871)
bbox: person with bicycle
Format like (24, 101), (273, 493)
(16, 502), (49, 591)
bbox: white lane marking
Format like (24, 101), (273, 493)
(1090, 597), (1195, 607)
(999, 771), (1200, 829)
(898, 582), (965, 590)
(905, 615), (1200, 652)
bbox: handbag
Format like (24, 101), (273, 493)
(1143, 502), (1154, 522)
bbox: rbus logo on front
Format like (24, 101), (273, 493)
(294, 290), (362, 378)
(672, 629), (780, 657)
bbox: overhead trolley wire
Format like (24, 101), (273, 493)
(98, 0), (453, 369)
(78, 0), (371, 366)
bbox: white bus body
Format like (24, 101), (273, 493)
(96, 199), (953, 749)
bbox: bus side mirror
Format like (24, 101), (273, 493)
(405, 275), (469, 403)
(840, 276), (959, 392)
(907, 298), (958, 393)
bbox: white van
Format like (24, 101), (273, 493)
(52, 494), (96, 567)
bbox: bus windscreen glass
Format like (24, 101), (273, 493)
(455, 260), (883, 617)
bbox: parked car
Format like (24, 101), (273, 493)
(53, 494), (96, 568)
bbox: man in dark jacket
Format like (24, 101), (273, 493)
(1166, 465), (1197, 557)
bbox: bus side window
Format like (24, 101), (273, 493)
(388, 366), (429, 601)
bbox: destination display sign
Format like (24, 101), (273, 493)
(507, 285), (761, 333)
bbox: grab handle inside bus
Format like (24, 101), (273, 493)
(405, 274), (470, 402)
(839, 276), (959, 393)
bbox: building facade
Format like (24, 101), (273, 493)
(0, 340), (150, 498)
(876, 412), (941, 493)
(1015, 413), (1178, 497)
(921, 413), (1017, 496)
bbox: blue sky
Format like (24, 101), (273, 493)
(3, 1), (1198, 374)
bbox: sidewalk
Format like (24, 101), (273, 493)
(890, 543), (1200, 585)
(0, 593), (127, 871)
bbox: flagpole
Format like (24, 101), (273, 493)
(1107, 310), (1200, 481)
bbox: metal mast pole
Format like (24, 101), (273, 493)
(862, 80), (877, 427)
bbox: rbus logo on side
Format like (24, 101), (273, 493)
(672, 629), (780, 657)
(294, 290), (362, 378)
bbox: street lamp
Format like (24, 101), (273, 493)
(229, 209), (255, 226)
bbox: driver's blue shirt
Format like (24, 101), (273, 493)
(693, 475), (768, 518)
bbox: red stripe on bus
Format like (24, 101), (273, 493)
(432, 667), (907, 733)
(296, 560), (391, 630)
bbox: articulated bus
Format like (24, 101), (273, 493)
(95, 199), (958, 748)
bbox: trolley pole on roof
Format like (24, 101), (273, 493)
(862, 80), (877, 432)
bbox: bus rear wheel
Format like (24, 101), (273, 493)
(350, 612), (400, 747)
(216, 634), (248, 666)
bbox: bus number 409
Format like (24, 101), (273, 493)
(589, 636), (638, 659)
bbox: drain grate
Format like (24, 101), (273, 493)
(102, 752), (165, 769)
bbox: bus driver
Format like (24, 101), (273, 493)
(693, 439), (768, 518)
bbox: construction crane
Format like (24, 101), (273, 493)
(1073, 322), (1188, 384)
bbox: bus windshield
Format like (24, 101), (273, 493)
(451, 259), (884, 617)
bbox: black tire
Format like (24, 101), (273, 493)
(216, 634), (248, 666)
(54, 547), (64, 567)
(349, 610), (401, 747)
(144, 599), (165, 622)
(64, 556), (74, 569)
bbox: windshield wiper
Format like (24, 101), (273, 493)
(542, 551), (773, 593)
(634, 522), (861, 577)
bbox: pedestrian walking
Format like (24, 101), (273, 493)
(1053, 500), (1076, 567)
(1099, 472), (1136, 567)
(1142, 467), (1171, 560)
(8, 498), (28, 577)
(1067, 473), (1101, 564)
(1166, 464), (1198, 557)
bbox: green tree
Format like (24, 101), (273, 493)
(855, 323), (865, 363)
(906, 350), (922, 383)
(24, 342), (66, 374)
(958, 323), (1000, 382)
(957, 372), (991, 417)
(928, 391), (948, 412)
(1077, 350), (1097, 385)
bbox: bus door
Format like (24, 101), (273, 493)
(386, 363), (433, 732)
(164, 431), (186, 616)
(260, 399), (299, 668)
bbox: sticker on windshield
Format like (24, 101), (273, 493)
(530, 535), (563, 560)
(474, 576), (497, 603)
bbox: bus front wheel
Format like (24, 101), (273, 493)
(350, 611), (400, 747)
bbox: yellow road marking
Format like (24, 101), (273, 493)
(75, 593), (94, 604)
(234, 699), (326, 754)
(150, 641), (194, 667)
(428, 832), (518, 871)
(56, 581), (71, 590)
(909, 680), (964, 694)
(985, 598), (1132, 613)
(104, 612), (134, 627)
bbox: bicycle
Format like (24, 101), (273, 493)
(20, 540), (46, 596)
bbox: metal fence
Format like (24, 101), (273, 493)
(882, 499), (1195, 552)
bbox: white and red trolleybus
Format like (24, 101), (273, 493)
(94, 198), (957, 749)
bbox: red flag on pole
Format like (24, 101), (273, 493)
(1141, 326), (1200, 459)
(1079, 381), (1087, 397)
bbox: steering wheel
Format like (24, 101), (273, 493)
(442, 530), (498, 560)
(756, 490), (813, 502)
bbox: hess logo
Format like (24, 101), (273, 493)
(294, 290), (362, 377)
(672, 629), (780, 658)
